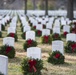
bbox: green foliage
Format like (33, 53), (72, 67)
(1, 25), (5, 31)
(23, 39), (37, 51)
(41, 35), (52, 44)
(0, 45), (15, 58)
(21, 58), (43, 75)
(52, 33), (61, 40)
(21, 32), (26, 39)
(0, 31), (2, 37)
(48, 51), (65, 64)
(65, 41), (76, 53)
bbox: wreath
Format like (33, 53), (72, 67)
(70, 28), (76, 33)
(61, 31), (68, 38)
(1, 24), (5, 31)
(41, 35), (52, 44)
(52, 33), (61, 40)
(23, 39), (37, 51)
(43, 24), (46, 29)
(31, 26), (36, 30)
(0, 31), (2, 38)
(35, 30), (42, 37)
(7, 33), (18, 42)
(21, 32), (26, 39)
(48, 51), (65, 64)
(65, 41), (76, 53)
(0, 45), (15, 58)
(21, 58), (43, 75)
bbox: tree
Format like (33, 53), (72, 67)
(25, 0), (27, 15)
(45, 0), (48, 15)
(67, 0), (74, 20)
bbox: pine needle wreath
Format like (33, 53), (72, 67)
(23, 39), (37, 51)
(41, 35), (52, 44)
(21, 32), (26, 39)
(48, 51), (65, 64)
(21, 58), (43, 75)
(61, 31), (68, 38)
(1, 24), (5, 31)
(0, 45), (15, 58)
(31, 26), (36, 30)
(7, 33), (18, 42)
(35, 30), (42, 37)
(65, 41), (76, 53)
(52, 33), (61, 40)
(0, 31), (2, 38)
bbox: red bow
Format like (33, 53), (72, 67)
(63, 32), (68, 36)
(71, 44), (76, 52)
(10, 33), (15, 37)
(6, 46), (12, 54)
(27, 39), (32, 46)
(38, 30), (41, 36)
(28, 59), (37, 72)
(44, 35), (49, 43)
(55, 53), (60, 59)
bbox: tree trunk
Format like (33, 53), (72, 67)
(25, 0), (27, 15)
(67, 0), (74, 20)
(32, 0), (36, 10)
(45, 0), (48, 15)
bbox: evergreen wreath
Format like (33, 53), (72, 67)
(23, 39), (37, 51)
(21, 58), (43, 75)
(0, 31), (2, 38)
(65, 41), (76, 53)
(61, 31), (68, 38)
(21, 32), (26, 39)
(52, 33), (61, 40)
(7, 33), (18, 42)
(48, 51), (65, 64)
(41, 35), (52, 44)
(35, 30), (42, 37)
(0, 45), (15, 58)
(1, 24), (5, 31)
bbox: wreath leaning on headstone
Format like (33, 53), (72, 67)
(21, 58), (43, 75)
(48, 51), (65, 64)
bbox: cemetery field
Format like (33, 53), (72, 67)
(1, 20), (76, 75)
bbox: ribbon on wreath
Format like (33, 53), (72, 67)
(28, 59), (37, 72)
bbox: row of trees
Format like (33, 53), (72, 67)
(25, 0), (74, 20)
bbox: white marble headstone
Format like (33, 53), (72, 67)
(36, 25), (43, 31)
(7, 27), (16, 34)
(26, 31), (35, 40)
(3, 37), (15, 47)
(42, 29), (50, 36)
(66, 33), (76, 42)
(63, 25), (70, 33)
(52, 40), (64, 55)
(23, 25), (31, 32)
(0, 55), (8, 75)
(27, 47), (41, 59)
(46, 22), (53, 29)
(53, 27), (60, 34)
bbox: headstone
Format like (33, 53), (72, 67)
(63, 25), (70, 33)
(3, 37), (15, 47)
(0, 55), (8, 75)
(66, 33), (76, 42)
(42, 29), (50, 36)
(26, 31), (35, 40)
(23, 25), (31, 32)
(46, 22), (53, 29)
(53, 27), (60, 34)
(36, 24), (43, 31)
(27, 47), (41, 59)
(52, 40), (64, 55)
(7, 27), (16, 34)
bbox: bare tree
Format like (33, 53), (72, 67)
(67, 0), (74, 20)
(25, 0), (27, 15)
(45, 0), (48, 15)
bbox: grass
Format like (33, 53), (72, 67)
(0, 19), (76, 75)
